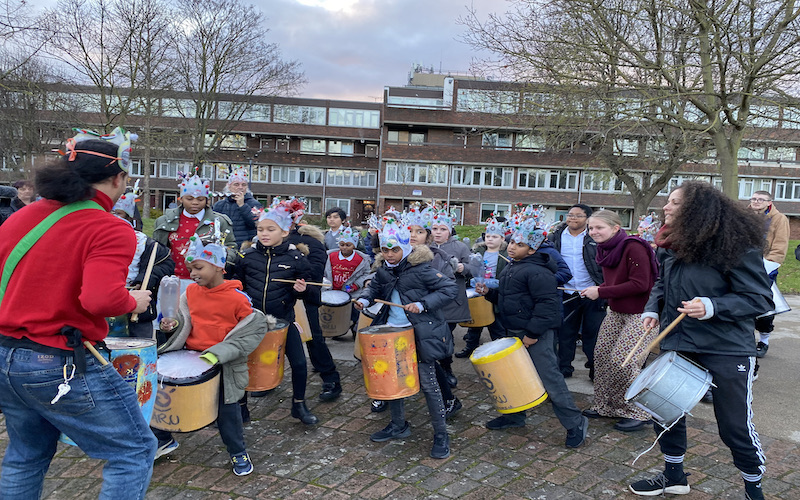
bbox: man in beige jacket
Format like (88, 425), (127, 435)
(748, 190), (790, 359)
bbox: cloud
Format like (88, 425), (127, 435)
(259, 0), (497, 100)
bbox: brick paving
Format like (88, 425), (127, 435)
(2, 351), (797, 499)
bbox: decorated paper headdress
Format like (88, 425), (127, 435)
(258, 201), (293, 231)
(227, 166), (248, 184)
(484, 214), (504, 236)
(402, 204), (434, 229)
(337, 223), (359, 245)
(430, 205), (455, 230)
(510, 217), (546, 250)
(379, 218), (412, 254)
(637, 212), (660, 243)
(185, 235), (226, 268)
(113, 179), (140, 218)
(59, 127), (137, 173)
(179, 171), (210, 198)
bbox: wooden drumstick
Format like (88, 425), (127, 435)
(621, 326), (653, 368)
(374, 298), (405, 308)
(83, 341), (109, 366)
(130, 244), (158, 322)
(644, 313), (688, 353)
(271, 278), (328, 286)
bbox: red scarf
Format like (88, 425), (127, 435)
(654, 224), (674, 250)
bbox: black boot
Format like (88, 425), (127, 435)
(291, 400), (319, 425)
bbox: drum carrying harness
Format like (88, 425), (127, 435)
(0, 200), (104, 373)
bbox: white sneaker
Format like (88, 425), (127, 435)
(154, 438), (179, 460)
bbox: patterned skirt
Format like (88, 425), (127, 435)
(590, 310), (659, 420)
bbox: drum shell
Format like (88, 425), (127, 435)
(320, 290), (352, 337)
(624, 351), (713, 426)
(354, 304), (382, 360)
(459, 292), (495, 328)
(60, 338), (157, 446)
(358, 325), (420, 400)
(151, 351), (221, 432)
(470, 337), (548, 413)
(246, 320), (289, 391)
(294, 300), (313, 342)
(757, 281), (791, 318)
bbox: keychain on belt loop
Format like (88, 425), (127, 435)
(51, 363), (76, 405)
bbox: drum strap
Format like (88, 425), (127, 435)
(0, 200), (103, 306)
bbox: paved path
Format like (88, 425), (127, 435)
(2, 297), (800, 499)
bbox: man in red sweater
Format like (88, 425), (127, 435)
(0, 131), (156, 500)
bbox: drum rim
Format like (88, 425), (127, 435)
(104, 338), (157, 348)
(321, 290), (352, 306)
(360, 324), (414, 334)
(157, 350), (222, 384)
(470, 337), (520, 364)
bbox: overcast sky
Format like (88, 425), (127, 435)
(259, 0), (498, 102)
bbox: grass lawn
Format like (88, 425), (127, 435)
(140, 218), (800, 295)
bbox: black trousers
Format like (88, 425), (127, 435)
(304, 304), (341, 385)
(656, 352), (765, 477)
(557, 294), (606, 374)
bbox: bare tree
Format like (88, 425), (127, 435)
(461, 0), (800, 200)
(171, 0), (305, 167)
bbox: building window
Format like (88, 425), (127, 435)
(518, 169), (578, 191)
(271, 166), (323, 184)
(325, 197), (350, 214)
(240, 103), (271, 122)
(385, 162), (448, 185)
(582, 171), (625, 193)
(159, 160), (187, 179)
(739, 178), (772, 200)
(451, 166), (513, 187)
(387, 130), (425, 145)
(456, 89), (518, 114)
(613, 138), (639, 156)
(161, 98), (195, 118)
(738, 146), (765, 161)
(480, 203), (512, 221)
(482, 133), (513, 150)
(129, 160), (144, 177)
(768, 147), (796, 162)
(328, 140), (355, 156)
(328, 108), (380, 128)
(300, 139), (326, 155)
(273, 104), (326, 125)
(252, 165), (269, 182)
(327, 169), (376, 187)
(659, 175), (714, 194)
(516, 134), (545, 151)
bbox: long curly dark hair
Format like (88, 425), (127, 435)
(667, 181), (765, 271)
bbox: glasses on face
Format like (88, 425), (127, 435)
(566, 214), (587, 219)
(750, 197), (770, 203)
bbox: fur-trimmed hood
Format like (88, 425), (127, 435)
(297, 224), (325, 243)
(371, 244), (433, 271)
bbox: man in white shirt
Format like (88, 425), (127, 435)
(547, 204), (606, 380)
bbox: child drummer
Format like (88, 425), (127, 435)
(323, 223), (372, 332)
(154, 238), (267, 476)
(354, 219), (458, 459)
(476, 217), (589, 448)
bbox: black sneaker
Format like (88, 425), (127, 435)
(565, 415), (589, 448)
(371, 399), (387, 413)
(154, 438), (179, 460)
(370, 421), (411, 442)
(745, 480), (765, 500)
(753, 362), (760, 381)
(454, 346), (475, 358)
(318, 382), (342, 402)
(485, 415), (526, 430)
(444, 370), (458, 388)
(430, 432), (450, 459)
(629, 472), (690, 496)
(756, 341), (768, 358)
(445, 397), (462, 419)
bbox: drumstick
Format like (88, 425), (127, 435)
(83, 341), (109, 366)
(374, 298), (406, 308)
(621, 326), (654, 368)
(271, 278), (328, 286)
(644, 313), (688, 353)
(558, 287), (582, 292)
(130, 244), (159, 322)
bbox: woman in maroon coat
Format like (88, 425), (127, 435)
(579, 210), (658, 432)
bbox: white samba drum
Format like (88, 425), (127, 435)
(60, 337), (158, 446)
(757, 282), (791, 318)
(358, 325), (420, 400)
(319, 290), (352, 337)
(470, 337), (547, 414)
(458, 288), (495, 328)
(625, 351), (714, 427)
(354, 303), (382, 360)
(246, 319), (289, 391)
(294, 300), (312, 342)
(150, 350), (221, 432)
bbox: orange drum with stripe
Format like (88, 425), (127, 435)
(246, 320), (289, 391)
(358, 325), (419, 400)
(470, 337), (547, 413)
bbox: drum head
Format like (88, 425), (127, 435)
(322, 290), (351, 306)
(104, 338), (156, 350)
(361, 324), (410, 335)
(472, 337), (517, 359)
(157, 350), (220, 384)
(625, 351), (675, 400)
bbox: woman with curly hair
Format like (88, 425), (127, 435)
(628, 181), (772, 500)
(579, 210), (658, 432)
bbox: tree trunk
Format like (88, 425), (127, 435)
(713, 129), (742, 199)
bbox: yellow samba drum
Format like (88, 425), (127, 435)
(151, 350), (221, 432)
(246, 319), (289, 391)
(458, 288), (495, 328)
(470, 337), (547, 413)
(358, 325), (419, 400)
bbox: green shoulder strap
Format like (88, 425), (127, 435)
(0, 200), (104, 305)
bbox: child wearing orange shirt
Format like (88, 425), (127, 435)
(154, 237), (267, 476)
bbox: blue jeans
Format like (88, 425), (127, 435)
(0, 345), (157, 500)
